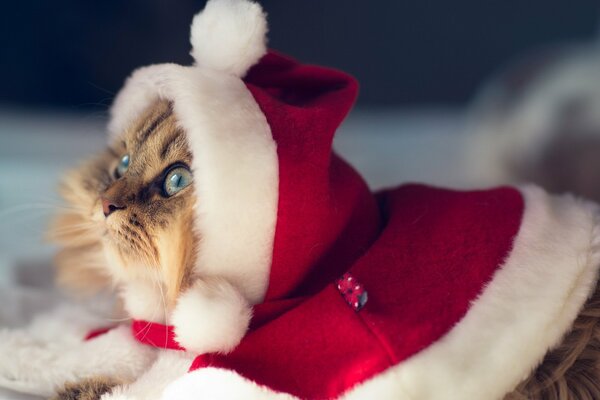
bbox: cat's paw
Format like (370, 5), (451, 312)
(171, 278), (251, 354)
(51, 376), (121, 400)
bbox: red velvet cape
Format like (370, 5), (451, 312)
(130, 184), (524, 399)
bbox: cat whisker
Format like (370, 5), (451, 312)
(104, 316), (133, 323)
(37, 197), (88, 209)
(77, 260), (109, 268)
(49, 223), (99, 235)
(153, 268), (169, 331)
(23, 200), (87, 210)
(0, 204), (80, 218)
(136, 319), (155, 342)
(44, 227), (100, 242)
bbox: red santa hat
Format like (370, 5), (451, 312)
(107, 1), (600, 399)
(109, 0), (378, 352)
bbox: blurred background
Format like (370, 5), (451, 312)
(2, 1), (600, 398)
(2, 1), (599, 108)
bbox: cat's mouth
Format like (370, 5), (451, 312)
(102, 213), (159, 265)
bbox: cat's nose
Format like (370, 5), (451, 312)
(101, 197), (126, 217)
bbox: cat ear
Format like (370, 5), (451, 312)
(190, 0), (268, 78)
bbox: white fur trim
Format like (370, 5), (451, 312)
(109, 63), (278, 306)
(339, 186), (600, 400)
(190, 0), (267, 77)
(171, 278), (252, 354)
(162, 368), (297, 400)
(104, 351), (195, 400)
(0, 305), (156, 397)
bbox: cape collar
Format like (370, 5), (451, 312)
(131, 296), (306, 351)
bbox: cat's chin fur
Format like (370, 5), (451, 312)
(119, 280), (168, 323)
(102, 241), (183, 325)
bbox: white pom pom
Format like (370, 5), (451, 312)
(190, 0), (268, 77)
(171, 277), (252, 354)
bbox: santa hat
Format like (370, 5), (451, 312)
(109, 0), (377, 354)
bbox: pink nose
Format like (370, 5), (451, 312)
(101, 197), (126, 217)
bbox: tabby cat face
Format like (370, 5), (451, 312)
(50, 100), (198, 302)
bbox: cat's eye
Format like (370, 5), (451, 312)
(163, 166), (192, 197)
(115, 154), (130, 178)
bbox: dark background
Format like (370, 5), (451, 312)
(1, 0), (599, 110)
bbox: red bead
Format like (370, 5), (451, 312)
(335, 273), (368, 311)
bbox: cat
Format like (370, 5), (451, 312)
(47, 96), (600, 400)
(49, 99), (198, 399)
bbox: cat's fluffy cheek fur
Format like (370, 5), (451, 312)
(171, 278), (252, 354)
(155, 208), (198, 306)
